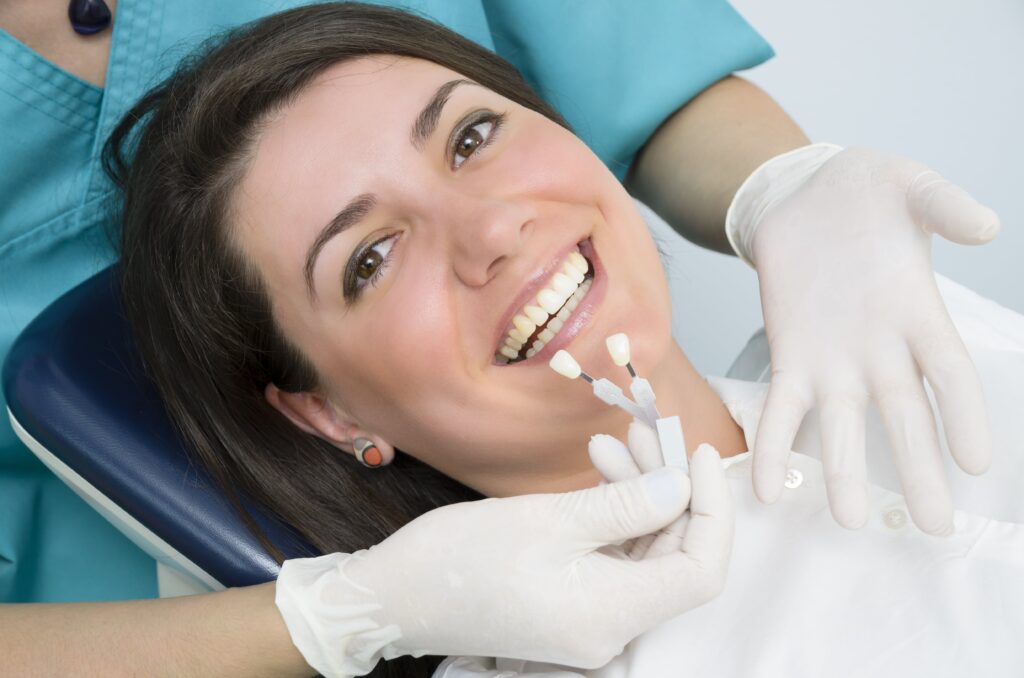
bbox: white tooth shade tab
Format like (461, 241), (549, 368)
(549, 350), (582, 379)
(606, 333), (631, 366)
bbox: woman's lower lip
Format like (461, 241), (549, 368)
(511, 238), (606, 366)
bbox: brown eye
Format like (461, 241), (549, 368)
(450, 114), (501, 169)
(356, 249), (384, 279)
(455, 127), (485, 159)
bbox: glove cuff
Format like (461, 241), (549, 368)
(725, 142), (844, 267)
(275, 552), (403, 678)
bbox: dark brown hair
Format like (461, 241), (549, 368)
(104, 3), (570, 676)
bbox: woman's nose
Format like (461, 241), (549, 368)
(447, 198), (533, 287)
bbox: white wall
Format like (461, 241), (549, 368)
(666, 0), (1023, 376)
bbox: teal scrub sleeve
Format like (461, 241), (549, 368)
(481, 0), (774, 179)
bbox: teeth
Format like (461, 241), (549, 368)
(568, 251), (589, 274)
(550, 273), (576, 298)
(513, 314), (536, 336)
(536, 289), (564, 315)
(562, 262), (585, 285)
(524, 305), (548, 325)
(496, 246), (595, 364)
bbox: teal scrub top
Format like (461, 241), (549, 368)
(0, 0), (771, 603)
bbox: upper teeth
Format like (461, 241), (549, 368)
(496, 248), (591, 363)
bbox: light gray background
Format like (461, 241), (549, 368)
(661, 0), (1022, 376)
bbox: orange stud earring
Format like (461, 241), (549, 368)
(354, 437), (384, 468)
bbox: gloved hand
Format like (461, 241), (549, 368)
(726, 143), (1000, 534)
(275, 463), (733, 677)
(589, 420), (727, 560)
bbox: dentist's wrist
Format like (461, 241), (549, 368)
(725, 142), (844, 267)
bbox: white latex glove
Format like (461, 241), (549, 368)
(589, 420), (727, 560)
(275, 465), (733, 677)
(726, 143), (1001, 534)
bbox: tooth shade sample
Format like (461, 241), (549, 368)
(549, 350), (582, 379)
(606, 333), (631, 366)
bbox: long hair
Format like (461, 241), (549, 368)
(103, 3), (571, 676)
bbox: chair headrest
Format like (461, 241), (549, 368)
(3, 266), (316, 587)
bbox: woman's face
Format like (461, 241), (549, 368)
(232, 56), (674, 496)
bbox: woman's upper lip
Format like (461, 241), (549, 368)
(491, 239), (585, 357)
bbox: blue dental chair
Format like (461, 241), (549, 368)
(2, 266), (316, 597)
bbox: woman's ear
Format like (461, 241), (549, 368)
(264, 383), (395, 465)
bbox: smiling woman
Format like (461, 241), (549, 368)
(103, 2), (1024, 678)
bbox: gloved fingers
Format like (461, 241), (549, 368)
(870, 358), (954, 535)
(589, 434), (641, 483)
(753, 373), (812, 503)
(907, 169), (1001, 245)
(627, 418), (666, 473)
(817, 389), (870, 529)
(626, 533), (655, 561)
(626, 445), (731, 613)
(909, 316), (993, 475)
(567, 466), (691, 546)
(677, 444), (732, 571)
(641, 512), (691, 559)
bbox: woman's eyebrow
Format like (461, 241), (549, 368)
(410, 78), (479, 149)
(304, 193), (376, 298)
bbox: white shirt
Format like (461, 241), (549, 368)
(436, 275), (1024, 678)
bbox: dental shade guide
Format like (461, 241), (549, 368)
(549, 350), (647, 422)
(605, 334), (661, 426)
(549, 338), (688, 473)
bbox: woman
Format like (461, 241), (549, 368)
(108, 3), (1022, 677)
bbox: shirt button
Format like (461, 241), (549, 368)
(883, 507), (908, 530)
(784, 468), (803, 489)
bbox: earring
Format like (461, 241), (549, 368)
(354, 437), (384, 468)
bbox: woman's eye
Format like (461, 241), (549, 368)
(345, 235), (397, 300)
(451, 113), (504, 169)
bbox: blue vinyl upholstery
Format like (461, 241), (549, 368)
(2, 266), (316, 587)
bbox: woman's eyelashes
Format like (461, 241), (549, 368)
(343, 233), (398, 301)
(448, 109), (506, 170)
